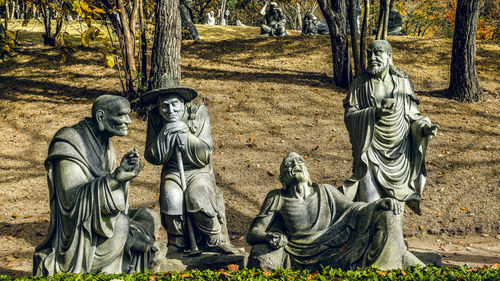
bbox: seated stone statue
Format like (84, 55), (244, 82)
(302, 11), (329, 35)
(342, 40), (437, 214)
(33, 95), (163, 275)
(142, 75), (240, 256)
(246, 152), (423, 271)
(259, 2), (287, 36)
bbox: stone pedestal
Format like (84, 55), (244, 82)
(159, 251), (248, 272)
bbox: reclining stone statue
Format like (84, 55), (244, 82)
(246, 152), (424, 271)
(341, 40), (438, 215)
(143, 74), (240, 256)
(302, 11), (329, 35)
(33, 95), (162, 275)
(259, 2), (287, 36)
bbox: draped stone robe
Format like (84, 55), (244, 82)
(33, 119), (156, 275)
(145, 102), (228, 246)
(342, 70), (431, 213)
(248, 184), (413, 271)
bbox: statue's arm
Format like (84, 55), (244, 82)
(246, 214), (274, 245)
(278, 9), (287, 24)
(54, 160), (126, 213)
(183, 105), (213, 167)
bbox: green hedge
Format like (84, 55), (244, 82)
(2, 266), (499, 281)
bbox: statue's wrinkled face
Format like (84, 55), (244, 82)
(366, 42), (392, 75)
(100, 99), (131, 137)
(280, 152), (310, 188)
(158, 94), (185, 122)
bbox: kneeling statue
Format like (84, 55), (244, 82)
(33, 95), (163, 275)
(246, 152), (424, 271)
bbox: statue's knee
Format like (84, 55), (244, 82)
(114, 213), (130, 239)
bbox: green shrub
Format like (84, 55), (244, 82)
(1, 266), (499, 281)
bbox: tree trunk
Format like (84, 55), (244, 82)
(219, 0), (226, 25)
(348, 0), (360, 76)
(447, 0), (481, 102)
(296, 3), (302, 32)
(359, 0), (369, 71)
(376, 0), (384, 39)
(317, 0), (352, 88)
(139, 0), (148, 89)
(382, 0), (391, 39)
(149, 0), (182, 89)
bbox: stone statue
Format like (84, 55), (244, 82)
(387, 9), (406, 35)
(259, 2), (287, 37)
(342, 40), (438, 214)
(301, 11), (329, 35)
(180, 0), (200, 40)
(143, 75), (240, 256)
(246, 152), (424, 271)
(33, 95), (163, 275)
(205, 11), (215, 25)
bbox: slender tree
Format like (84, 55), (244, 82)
(347, 0), (360, 76)
(149, 0), (182, 88)
(317, 0), (352, 88)
(448, 0), (482, 102)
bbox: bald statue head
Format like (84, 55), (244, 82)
(279, 152), (312, 190)
(92, 95), (131, 138)
(366, 40), (393, 75)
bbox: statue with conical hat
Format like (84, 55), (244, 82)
(142, 75), (240, 256)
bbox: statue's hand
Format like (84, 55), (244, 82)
(114, 148), (142, 183)
(422, 123), (439, 136)
(265, 232), (287, 250)
(375, 98), (396, 118)
(376, 198), (402, 215)
(164, 120), (188, 135)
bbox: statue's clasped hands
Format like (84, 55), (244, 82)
(163, 121), (188, 151)
(113, 148), (143, 183)
(266, 231), (288, 250)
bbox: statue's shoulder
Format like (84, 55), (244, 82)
(258, 189), (283, 214)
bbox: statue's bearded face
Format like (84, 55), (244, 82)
(280, 152), (310, 188)
(158, 94), (185, 122)
(366, 44), (391, 75)
(100, 100), (131, 137)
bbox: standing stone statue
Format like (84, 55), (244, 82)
(205, 11), (215, 25)
(180, 0), (200, 40)
(259, 2), (287, 37)
(342, 40), (438, 214)
(301, 11), (329, 35)
(246, 152), (424, 271)
(143, 75), (240, 256)
(33, 95), (163, 275)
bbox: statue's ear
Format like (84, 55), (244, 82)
(96, 109), (105, 131)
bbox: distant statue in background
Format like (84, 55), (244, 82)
(342, 40), (438, 215)
(259, 2), (287, 37)
(205, 11), (215, 25)
(180, 0), (200, 40)
(33, 95), (163, 275)
(301, 11), (329, 35)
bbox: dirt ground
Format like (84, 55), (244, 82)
(0, 23), (499, 276)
